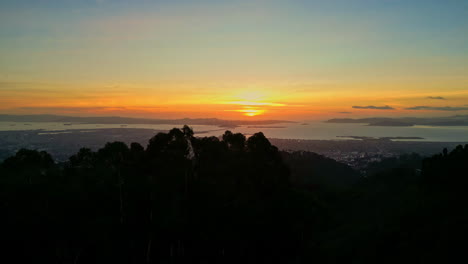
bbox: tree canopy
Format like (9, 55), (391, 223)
(1, 128), (468, 263)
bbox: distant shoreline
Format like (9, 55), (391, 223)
(2, 120), (468, 142)
(0, 114), (295, 128)
(326, 115), (468, 127)
(1, 127), (467, 144)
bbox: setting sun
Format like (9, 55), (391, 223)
(221, 91), (288, 117)
(233, 107), (266, 117)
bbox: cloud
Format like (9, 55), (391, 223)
(338, 111), (352, 114)
(352, 105), (394, 110)
(427, 96), (446, 100)
(405, 106), (468, 111)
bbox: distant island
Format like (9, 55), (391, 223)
(0, 114), (295, 128)
(326, 115), (468, 127)
(246, 126), (287, 129)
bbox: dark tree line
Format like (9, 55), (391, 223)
(1, 127), (468, 263)
(313, 144), (468, 263)
(0, 126), (316, 263)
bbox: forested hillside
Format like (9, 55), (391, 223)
(1, 126), (467, 263)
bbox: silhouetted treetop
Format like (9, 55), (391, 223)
(422, 144), (468, 185)
(130, 142), (144, 153)
(222, 130), (246, 151)
(247, 132), (275, 152)
(2, 148), (54, 170)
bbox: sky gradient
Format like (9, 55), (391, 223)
(1, 0), (467, 120)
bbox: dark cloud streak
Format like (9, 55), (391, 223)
(405, 106), (468, 111)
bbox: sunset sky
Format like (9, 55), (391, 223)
(1, 0), (467, 120)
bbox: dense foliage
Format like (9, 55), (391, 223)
(1, 126), (468, 263)
(314, 144), (468, 263)
(0, 127), (316, 263)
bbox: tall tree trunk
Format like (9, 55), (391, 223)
(146, 236), (152, 264)
(146, 197), (154, 263)
(119, 169), (124, 225)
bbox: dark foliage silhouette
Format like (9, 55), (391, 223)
(312, 144), (468, 263)
(0, 127), (316, 263)
(1, 128), (468, 263)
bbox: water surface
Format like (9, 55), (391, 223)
(1, 121), (468, 142)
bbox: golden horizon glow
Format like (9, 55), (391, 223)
(228, 107), (266, 117)
(223, 101), (286, 107)
(2, 81), (468, 120)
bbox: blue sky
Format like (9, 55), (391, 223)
(1, 0), (467, 119)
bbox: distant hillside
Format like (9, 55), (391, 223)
(326, 115), (468, 127)
(281, 151), (360, 191)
